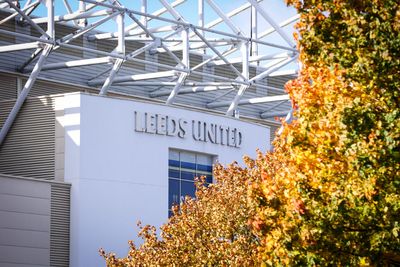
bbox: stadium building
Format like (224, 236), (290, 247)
(0, 1), (298, 266)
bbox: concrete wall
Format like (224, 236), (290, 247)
(60, 92), (270, 266)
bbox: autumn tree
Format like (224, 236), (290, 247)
(101, 161), (263, 266)
(252, 0), (400, 265)
(102, 1), (399, 266)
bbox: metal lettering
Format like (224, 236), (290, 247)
(178, 119), (188, 138)
(134, 111), (145, 132)
(235, 129), (243, 148)
(228, 128), (236, 147)
(145, 112), (156, 134)
(167, 116), (178, 136)
(219, 125), (229, 145)
(156, 114), (167, 135)
(192, 120), (205, 141)
(206, 123), (217, 144)
(134, 111), (243, 148)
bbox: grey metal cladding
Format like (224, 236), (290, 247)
(0, 174), (71, 267)
(0, 174), (51, 267)
(50, 183), (71, 267)
(0, 74), (17, 100)
(0, 96), (55, 180)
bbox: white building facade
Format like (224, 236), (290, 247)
(60, 92), (269, 266)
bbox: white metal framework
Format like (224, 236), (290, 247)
(0, 0), (298, 145)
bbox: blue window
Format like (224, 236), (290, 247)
(168, 150), (214, 216)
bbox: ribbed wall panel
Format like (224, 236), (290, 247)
(29, 79), (82, 97)
(267, 75), (295, 94)
(0, 73), (16, 100)
(0, 97), (56, 180)
(50, 183), (71, 267)
(0, 11), (15, 43)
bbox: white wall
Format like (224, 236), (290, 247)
(63, 93), (270, 267)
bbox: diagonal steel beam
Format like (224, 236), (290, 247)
(150, 85), (232, 97)
(247, 0), (295, 47)
(0, 0), (40, 26)
(206, 94), (290, 108)
(0, 45), (52, 146)
(205, 0), (244, 36)
(5, 0), (51, 40)
(0, 42), (40, 53)
(166, 73), (187, 104)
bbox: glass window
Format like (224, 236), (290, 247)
(168, 149), (214, 216)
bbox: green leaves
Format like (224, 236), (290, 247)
(254, 0), (400, 265)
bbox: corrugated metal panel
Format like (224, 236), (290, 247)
(29, 79), (81, 97)
(266, 75), (295, 95)
(0, 11), (15, 43)
(50, 183), (71, 267)
(0, 73), (17, 100)
(0, 96), (56, 180)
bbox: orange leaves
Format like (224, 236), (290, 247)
(255, 0), (400, 265)
(102, 161), (263, 266)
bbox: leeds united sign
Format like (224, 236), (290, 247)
(134, 111), (242, 148)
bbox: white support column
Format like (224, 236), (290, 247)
(46, 0), (54, 40)
(226, 41), (249, 116)
(141, 0), (147, 28)
(0, 45), (52, 146)
(182, 27), (189, 68)
(165, 25), (189, 105)
(78, 1), (87, 27)
(99, 11), (125, 95)
(116, 12), (125, 54)
(241, 41), (249, 79)
(198, 0), (205, 54)
(247, 0), (295, 47)
(251, 5), (258, 58)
